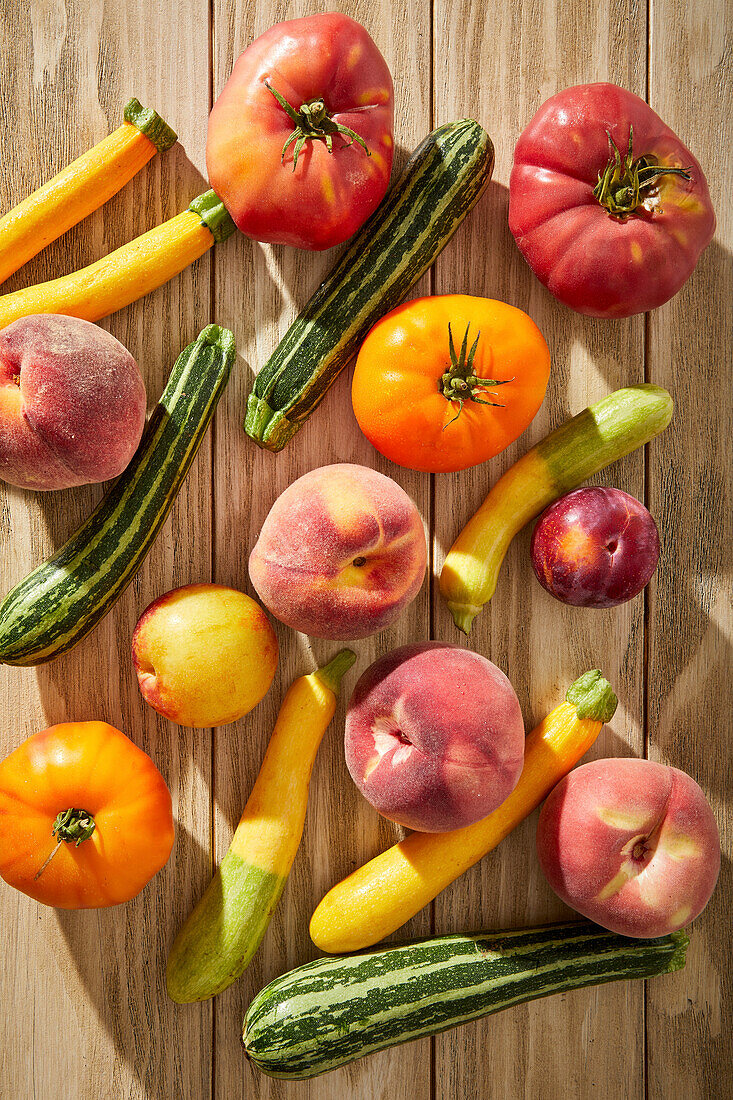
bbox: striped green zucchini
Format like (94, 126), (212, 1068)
(245, 119), (494, 451)
(0, 325), (235, 666)
(243, 921), (688, 1079)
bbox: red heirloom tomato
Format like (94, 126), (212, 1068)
(509, 83), (715, 317)
(206, 13), (394, 251)
(352, 295), (551, 473)
(0, 722), (174, 908)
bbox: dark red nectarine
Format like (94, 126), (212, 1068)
(530, 486), (659, 607)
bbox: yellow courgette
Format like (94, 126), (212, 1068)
(0, 191), (234, 329)
(0, 98), (176, 286)
(167, 649), (356, 1003)
(310, 670), (617, 954)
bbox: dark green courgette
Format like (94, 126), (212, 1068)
(243, 921), (688, 1079)
(0, 325), (235, 666)
(245, 119), (494, 451)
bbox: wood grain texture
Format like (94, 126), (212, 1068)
(645, 0), (733, 1097)
(430, 3), (649, 1098)
(0, 1), (214, 1098)
(208, 3), (432, 1099)
(0, 0), (730, 1098)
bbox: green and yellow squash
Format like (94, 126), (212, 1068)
(166, 649), (356, 1003)
(441, 384), (674, 633)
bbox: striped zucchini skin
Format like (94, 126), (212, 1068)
(243, 921), (688, 1080)
(245, 120), (494, 451)
(0, 325), (235, 666)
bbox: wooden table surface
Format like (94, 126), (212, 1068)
(1, 1), (731, 1097)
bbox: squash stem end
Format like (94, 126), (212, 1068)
(565, 670), (618, 723)
(188, 190), (237, 243)
(314, 649), (357, 696)
(244, 396), (296, 452)
(123, 97), (178, 151)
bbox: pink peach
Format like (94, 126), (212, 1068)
(344, 642), (525, 832)
(249, 463), (427, 640)
(536, 757), (720, 937)
(0, 314), (146, 490)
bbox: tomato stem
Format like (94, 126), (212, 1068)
(264, 80), (371, 171)
(440, 324), (511, 428)
(593, 126), (691, 216)
(34, 807), (96, 880)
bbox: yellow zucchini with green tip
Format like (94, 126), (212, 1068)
(310, 669), (617, 954)
(440, 383), (674, 633)
(0, 190), (235, 330)
(0, 97), (177, 286)
(166, 649), (356, 1004)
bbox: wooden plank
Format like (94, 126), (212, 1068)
(0, 1), (213, 1097)
(646, 0), (733, 1096)
(430, 3), (649, 1098)
(209, 3), (433, 1098)
(1, 0), (731, 1097)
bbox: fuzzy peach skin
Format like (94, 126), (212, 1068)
(248, 464), (427, 640)
(536, 757), (720, 937)
(345, 642), (525, 832)
(131, 583), (278, 728)
(0, 314), (146, 490)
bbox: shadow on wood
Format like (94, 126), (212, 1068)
(54, 820), (211, 1100)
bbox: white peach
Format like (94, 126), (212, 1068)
(249, 464), (427, 640)
(0, 314), (146, 490)
(344, 642), (525, 832)
(132, 583), (278, 728)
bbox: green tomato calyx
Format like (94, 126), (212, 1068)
(593, 126), (692, 216)
(440, 323), (511, 429)
(264, 81), (371, 171)
(34, 807), (96, 881)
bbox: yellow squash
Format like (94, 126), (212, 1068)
(0, 191), (234, 330)
(167, 649), (355, 1003)
(0, 98), (176, 286)
(310, 670), (617, 954)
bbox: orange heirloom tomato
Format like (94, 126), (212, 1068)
(351, 295), (551, 473)
(0, 722), (174, 909)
